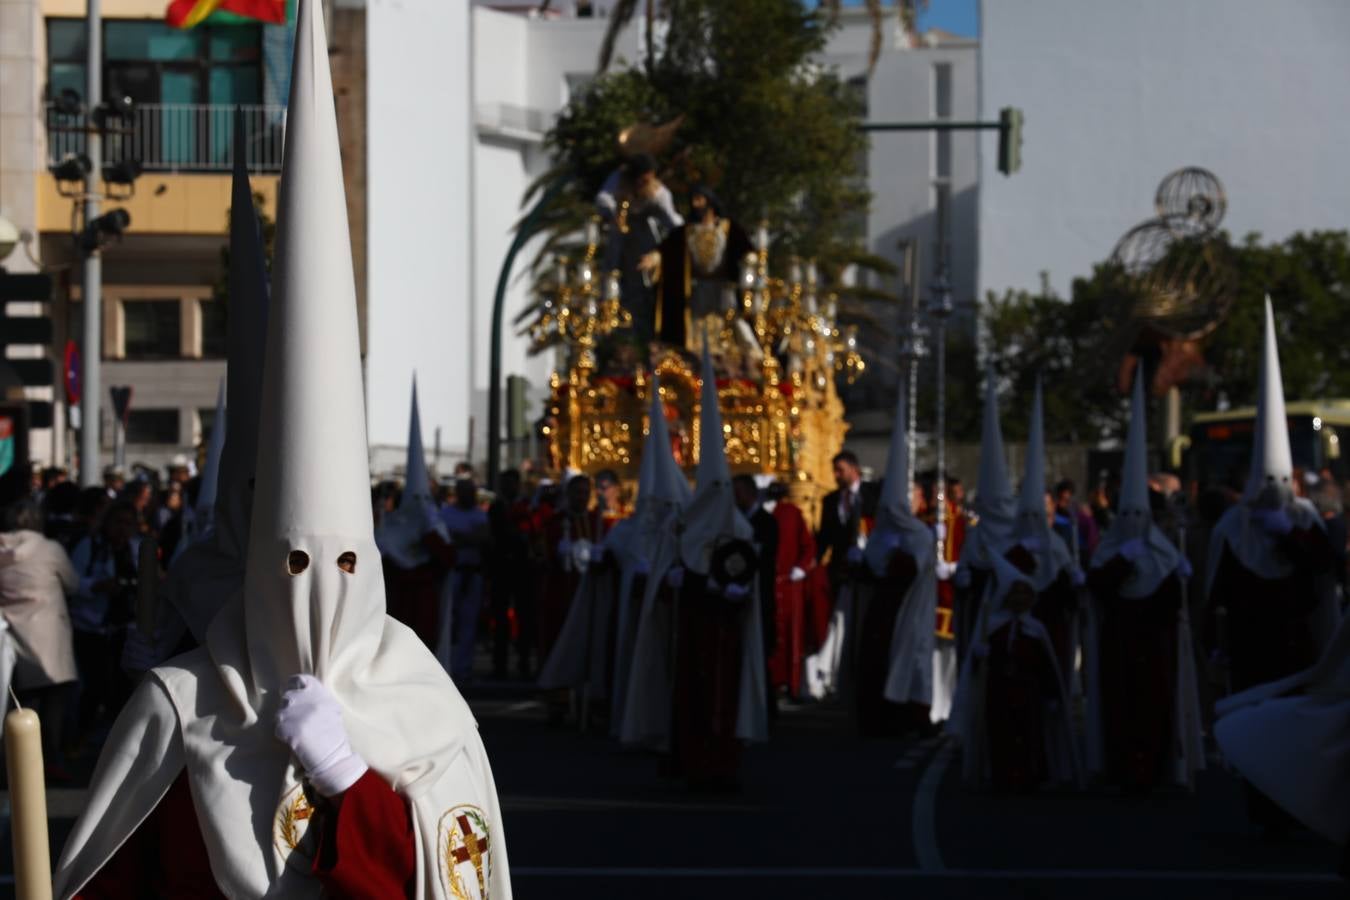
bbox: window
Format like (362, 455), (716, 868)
(46, 18), (263, 171)
(126, 409), (180, 445)
(48, 19), (262, 107)
(199, 299), (227, 357)
(123, 300), (181, 359)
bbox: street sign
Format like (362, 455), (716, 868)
(64, 340), (81, 406)
(998, 106), (1024, 176)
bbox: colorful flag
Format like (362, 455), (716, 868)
(167, 0), (287, 28)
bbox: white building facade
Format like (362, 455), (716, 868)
(978, 0), (1350, 301)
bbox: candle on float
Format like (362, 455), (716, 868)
(5, 707), (52, 900)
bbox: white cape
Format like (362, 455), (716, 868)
(1215, 613), (1350, 843)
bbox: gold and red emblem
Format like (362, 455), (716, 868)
(439, 804), (492, 900)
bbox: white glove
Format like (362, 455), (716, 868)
(935, 560), (958, 581)
(1119, 537), (1146, 562)
(846, 546), (864, 567)
(935, 522), (947, 541)
(953, 565), (972, 589)
(1254, 507), (1293, 536)
(1019, 535), (1043, 553)
(723, 582), (750, 601)
(274, 674), (368, 798)
(789, 566), (807, 583)
(666, 566), (685, 589)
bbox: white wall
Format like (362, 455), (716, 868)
(365, 0), (473, 464)
(980, 0), (1350, 300)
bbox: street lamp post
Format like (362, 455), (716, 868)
(927, 266), (954, 563)
(79, 0), (103, 487)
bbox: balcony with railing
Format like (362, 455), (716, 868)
(46, 103), (287, 174)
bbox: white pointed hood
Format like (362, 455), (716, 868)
(159, 2), (508, 894)
(1010, 377), (1074, 590)
(1092, 366), (1182, 597)
(864, 386), (933, 577)
(375, 376), (448, 569)
(1205, 296), (1323, 588)
(609, 376), (689, 567)
(959, 369), (1015, 572)
(1245, 295), (1295, 506)
(680, 334), (752, 574)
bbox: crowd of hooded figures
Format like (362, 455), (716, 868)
(450, 292), (1347, 869)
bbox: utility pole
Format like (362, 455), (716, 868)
(79, 0), (102, 486)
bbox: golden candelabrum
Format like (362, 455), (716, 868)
(527, 219), (860, 526)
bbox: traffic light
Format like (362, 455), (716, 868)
(998, 106), (1024, 176)
(0, 270), (55, 429)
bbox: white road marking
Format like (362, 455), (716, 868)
(911, 738), (953, 872)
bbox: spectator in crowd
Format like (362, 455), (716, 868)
(67, 500), (141, 740)
(0, 500), (79, 777)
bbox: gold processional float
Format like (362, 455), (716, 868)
(524, 220), (864, 524)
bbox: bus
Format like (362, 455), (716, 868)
(1174, 400), (1350, 490)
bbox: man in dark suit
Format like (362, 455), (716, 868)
(816, 450), (878, 594)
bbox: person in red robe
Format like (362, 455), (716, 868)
(763, 481), (816, 697)
(537, 474), (615, 665)
(665, 340), (768, 787)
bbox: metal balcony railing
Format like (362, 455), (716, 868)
(46, 103), (287, 174)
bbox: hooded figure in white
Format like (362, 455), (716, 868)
(55, 4), (511, 897)
(950, 553), (1080, 788)
(1004, 378), (1080, 678)
(160, 107), (270, 647)
(954, 368), (1015, 653)
(608, 377), (690, 736)
(854, 389), (939, 722)
(1203, 298), (1337, 655)
(668, 336), (769, 748)
(1210, 297), (1346, 841)
(1084, 367), (1203, 787)
(376, 377), (450, 572)
(620, 377), (695, 748)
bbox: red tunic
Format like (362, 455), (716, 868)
(768, 501), (817, 695)
(536, 508), (614, 664)
(982, 620), (1061, 792)
(383, 532), (456, 651)
(76, 769), (416, 898)
(671, 573), (745, 785)
(1088, 556), (1181, 790)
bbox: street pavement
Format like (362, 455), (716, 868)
(1, 673), (1343, 899)
(472, 678), (1345, 900)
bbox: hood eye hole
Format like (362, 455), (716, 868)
(337, 551), (357, 574)
(287, 550), (310, 575)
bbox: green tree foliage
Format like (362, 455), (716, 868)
(970, 230), (1350, 446)
(531, 0), (873, 275)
